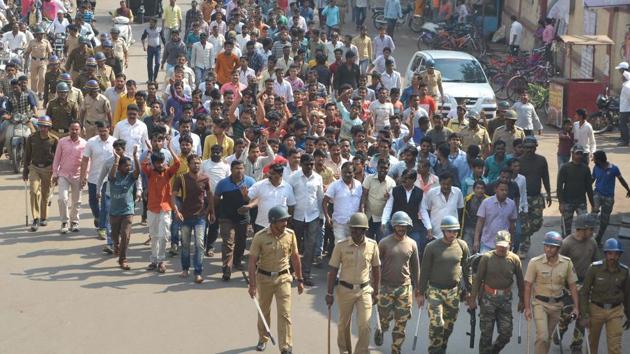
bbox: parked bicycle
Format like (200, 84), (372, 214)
(372, 3), (424, 33)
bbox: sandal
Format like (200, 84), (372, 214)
(147, 263), (157, 271)
(194, 275), (203, 284)
(119, 261), (130, 270)
(157, 262), (166, 273)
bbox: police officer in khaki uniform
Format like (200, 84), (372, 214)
(25, 27), (53, 100)
(326, 212), (381, 354)
(74, 57), (100, 91)
(46, 82), (79, 138)
(524, 231), (580, 354)
(43, 55), (64, 106)
(247, 206), (304, 354)
(580, 238), (630, 354)
(80, 80), (112, 138)
(470, 230), (524, 354)
(59, 73), (85, 108)
(491, 110), (526, 155)
(22, 115), (58, 231)
(95, 52), (115, 89)
(418, 60), (444, 101)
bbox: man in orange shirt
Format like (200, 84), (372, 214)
(216, 40), (239, 86)
(141, 136), (181, 274)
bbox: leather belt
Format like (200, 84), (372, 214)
(339, 280), (369, 290)
(484, 284), (511, 296)
(535, 294), (565, 304)
(429, 282), (458, 290)
(257, 268), (289, 277)
(592, 302), (622, 310)
(32, 57), (47, 60)
(33, 163), (51, 168)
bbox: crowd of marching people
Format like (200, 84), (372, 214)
(5, 0), (630, 353)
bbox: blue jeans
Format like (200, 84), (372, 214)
(147, 45), (161, 82)
(512, 217), (523, 253)
(359, 59), (369, 74)
(194, 66), (207, 87)
(355, 7), (366, 26)
(88, 182), (112, 246)
(171, 211), (181, 247)
(557, 154), (570, 170)
(180, 216), (206, 275)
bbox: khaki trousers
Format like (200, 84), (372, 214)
(30, 60), (47, 94)
(532, 299), (562, 354)
(219, 219), (248, 268)
(57, 176), (82, 224)
(256, 272), (293, 351)
(28, 164), (53, 220)
(336, 285), (373, 354)
(588, 303), (624, 354)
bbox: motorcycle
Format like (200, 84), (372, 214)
(372, 3), (424, 33)
(591, 87), (620, 134)
(108, 12), (134, 48)
(2, 113), (32, 174)
(52, 32), (67, 59)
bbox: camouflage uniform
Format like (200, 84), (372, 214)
(561, 203), (587, 237)
(426, 285), (460, 353)
(521, 195), (545, 254)
(479, 293), (514, 353)
(378, 285), (413, 353)
(556, 285), (585, 351)
(593, 192), (614, 243)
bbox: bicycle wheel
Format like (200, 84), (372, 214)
(373, 14), (386, 30)
(506, 76), (528, 101)
(409, 15), (424, 33)
(417, 31), (434, 51)
(590, 112), (610, 134)
(492, 73), (510, 99)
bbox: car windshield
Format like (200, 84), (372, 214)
(435, 58), (487, 83)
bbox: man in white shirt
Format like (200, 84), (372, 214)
(237, 56), (256, 87)
(190, 32), (214, 86)
(289, 13), (307, 32)
(420, 172), (464, 239)
(380, 59), (401, 90)
(288, 154), (324, 286)
(201, 144), (230, 192)
(369, 87), (395, 133)
(272, 66), (294, 103)
(573, 108), (596, 158)
(241, 163), (296, 232)
(113, 104), (149, 157)
(172, 118), (202, 155)
(80, 121), (116, 241)
(373, 26), (395, 56)
(369, 47), (396, 74)
(208, 26), (226, 61)
(512, 91), (542, 136)
(2, 23), (27, 52)
(323, 162), (363, 243)
(616, 63), (630, 146)
(51, 11), (70, 34)
(325, 31), (345, 65)
(509, 16), (523, 55)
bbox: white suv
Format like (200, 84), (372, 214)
(405, 50), (497, 118)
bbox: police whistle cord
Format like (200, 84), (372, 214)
(466, 307), (476, 348)
(242, 271), (276, 346)
(412, 307), (422, 351)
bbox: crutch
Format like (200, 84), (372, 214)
(518, 313), (522, 344)
(242, 272), (276, 346)
(584, 328), (591, 354)
(527, 317), (531, 354)
(24, 181), (28, 226)
(327, 305), (332, 354)
(412, 307), (422, 351)
(374, 304), (382, 332)
(554, 322), (564, 354)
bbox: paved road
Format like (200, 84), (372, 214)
(1, 1), (629, 353)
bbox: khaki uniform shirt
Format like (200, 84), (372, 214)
(27, 39), (52, 60)
(249, 228), (298, 272)
(97, 65), (115, 89)
(525, 254), (578, 299)
(112, 37), (126, 62)
(24, 133), (58, 168)
(65, 47), (95, 73)
(459, 125), (491, 150)
(69, 87), (84, 108)
(329, 237), (381, 285)
(418, 69), (442, 98)
(65, 35), (79, 57)
(580, 261), (630, 319)
(46, 98), (79, 131)
(491, 125), (525, 155)
(81, 93), (111, 125)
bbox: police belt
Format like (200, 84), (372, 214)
(257, 268), (290, 277)
(484, 284), (511, 296)
(32, 162), (51, 168)
(32, 57), (47, 61)
(339, 280), (369, 290)
(429, 282), (458, 290)
(592, 301), (622, 310)
(535, 294), (565, 304)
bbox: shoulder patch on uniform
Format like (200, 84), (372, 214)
(365, 238), (377, 245)
(531, 254), (544, 262)
(592, 260), (603, 266)
(559, 255), (570, 262)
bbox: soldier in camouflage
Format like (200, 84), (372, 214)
(418, 215), (472, 354)
(470, 230), (524, 353)
(373, 211), (420, 354)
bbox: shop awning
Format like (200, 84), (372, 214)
(584, 0), (630, 7)
(558, 35), (614, 46)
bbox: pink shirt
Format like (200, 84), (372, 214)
(542, 25), (555, 44)
(52, 136), (87, 180)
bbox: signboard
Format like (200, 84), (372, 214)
(547, 82), (564, 127)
